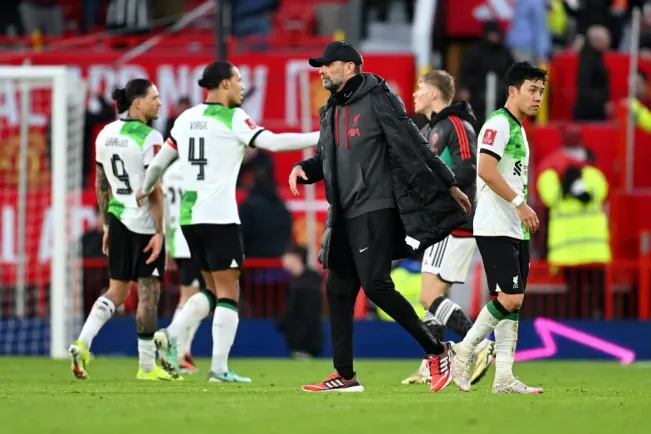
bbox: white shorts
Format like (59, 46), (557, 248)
(421, 235), (476, 284)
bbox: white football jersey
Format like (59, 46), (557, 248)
(162, 159), (191, 258)
(169, 103), (264, 225)
(95, 119), (163, 234)
(473, 108), (530, 240)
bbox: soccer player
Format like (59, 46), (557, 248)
(402, 70), (495, 385)
(69, 79), (173, 381)
(138, 60), (319, 382)
(452, 61), (545, 394)
(163, 158), (205, 373)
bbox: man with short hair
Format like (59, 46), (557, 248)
(289, 41), (472, 393)
(402, 70), (495, 386)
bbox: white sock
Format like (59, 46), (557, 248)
(183, 322), (200, 355)
(78, 296), (115, 349)
(210, 302), (239, 374)
(172, 304), (187, 360)
(494, 316), (519, 379)
(461, 300), (504, 351)
(168, 291), (212, 342)
(138, 338), (156, 371)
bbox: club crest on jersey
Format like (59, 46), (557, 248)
(153, 144), (161, 155)
(482, 129), (497, 145)
(245, 118), (258, 130)
(429, 132), (439, 152)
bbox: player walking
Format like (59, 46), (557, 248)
(452, 61), (545, 394)
(69, 79), (173, 381)
(138, 60), (319, 382)
(402, 70), (495, 385)
(163, 158), (205, 373)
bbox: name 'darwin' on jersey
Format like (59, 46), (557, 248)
(106, 137), (128, 148)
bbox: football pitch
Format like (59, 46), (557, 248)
(1, 358), (649, 434)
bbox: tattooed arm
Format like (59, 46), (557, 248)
(136, 277), (160, 335)
(96, 163), (111, 230)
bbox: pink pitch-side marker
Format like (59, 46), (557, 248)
(514, 318), (636, 364)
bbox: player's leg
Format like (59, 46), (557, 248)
(490, 239), (541, 393)
(207, 224), (250, 383)
(425, 236), (495, 385)
(174, 258), (203, 373)
(69, 214), (132, 380)
(70, 279), (130, 379)
(156, 226), (216, 376)
(134, 232), (175, 381)
(352, 210), (452, 392)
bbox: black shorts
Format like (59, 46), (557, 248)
(107, 214), (165, 282)
(181, 224), (244, 272)
(175, 257), (206, 287)
(476, 236), (530, 296)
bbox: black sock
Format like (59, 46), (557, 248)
(423, 311), (445, 341)
(429, 296), (473, 339)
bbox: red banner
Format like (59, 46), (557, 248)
(445, 0), (513, 37)
(0, 51), (414, 281)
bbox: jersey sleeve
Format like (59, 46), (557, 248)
(143, 130), (164, 167)
(478, 116), (510, 160)
(232, 108), (265, 147)
(94, 128), (106, 164)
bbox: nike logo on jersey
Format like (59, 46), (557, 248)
(359, 247), (369, 253)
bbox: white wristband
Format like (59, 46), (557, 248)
(510, 195), (524, 208)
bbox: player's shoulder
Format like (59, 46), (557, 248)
(482, 111), (511, 132)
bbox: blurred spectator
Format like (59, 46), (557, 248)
(239, 167), (292, 258)
(548, 0), (571, 53)
(164, 96), (192, 139)
(237, 147), (274, 187)
(81, 208), (109, 315)
(573, 25), (611, 121)
(107, 0), (152, 34)
(82, 0), (104, 33)
(230, 0), (278, 37)
(566, 0), (627, 49)
(537, 135), (611, 318)
(630, 69), (651, 131)
(277, 244), (323, 358)
(0, 0), (23, 36)
(457, 21), (514, 124)
(20, 0), (64, 36)
(505, 0), (551, 65)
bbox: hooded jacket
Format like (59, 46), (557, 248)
(420, 101), (478, 235)
(296, 73), (467, 270)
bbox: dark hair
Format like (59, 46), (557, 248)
(285, 244), (308, 265)
(111, 78), (153, 113)
(421, 70), (455, 103)
(198, 61), (235, 90)
(505, 61), (547, 95)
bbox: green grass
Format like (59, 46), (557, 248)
(1, 358), (649, 434)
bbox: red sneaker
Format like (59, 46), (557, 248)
(428, 343), (454, 392)
(302, 372), (365, 392)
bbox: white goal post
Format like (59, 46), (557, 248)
(0, 66), (85, 359)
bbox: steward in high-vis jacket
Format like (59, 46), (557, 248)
(289, 41), (471, 393)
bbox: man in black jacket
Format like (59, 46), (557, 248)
(402, 70), (495, 386)
(288, 41), (471, 393)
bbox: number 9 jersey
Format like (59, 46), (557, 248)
(95, 119), (164, 234)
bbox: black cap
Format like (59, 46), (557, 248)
(308, 41), (363, 67)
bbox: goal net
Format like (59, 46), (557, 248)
(0, 67), (86, 358)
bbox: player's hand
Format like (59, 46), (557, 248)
(289, 165), (308, 196)
(135, 189), (148, 206)
(144, 233), (163, 264)
(516, 203), (539, 233)
(102, 229), (109, 256)
(450, 186), (472, 215)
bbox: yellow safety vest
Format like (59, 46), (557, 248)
(377, 267), (424, 321)
(547, 0), (568, 36)
(537, 166), (611, 266)
(631, 98), (651, 132)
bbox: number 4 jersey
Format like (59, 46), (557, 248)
(473, 108), (530, 240)
(95, 119), (164, 235)
(169, 103), (265, 226)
